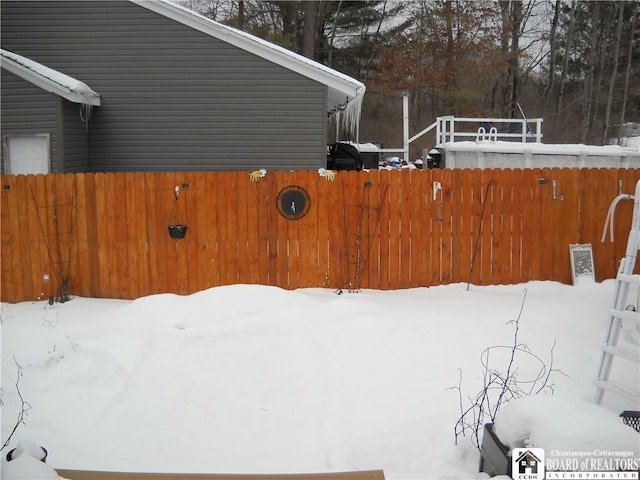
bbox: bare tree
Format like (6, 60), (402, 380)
(557, 0), (576, 115)
(509, 0), (523, 117)
(545, 0), (561, 98)
(581, 1), (600, 143)
(601, 3), (624, 144)
(618, 8), (637, 144)
(325, 0), (343, 66)
(302, 0), (318, 59)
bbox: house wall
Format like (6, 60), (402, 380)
(1, 1), (328, 172)
(0, 69), (61, 173)
(61, 101), (91, 172)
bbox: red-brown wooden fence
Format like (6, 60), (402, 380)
(1, 168), (638, 303)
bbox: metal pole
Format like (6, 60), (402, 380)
(403, 91), (409, 161)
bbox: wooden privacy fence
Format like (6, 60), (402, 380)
(1, 168), (638, 303)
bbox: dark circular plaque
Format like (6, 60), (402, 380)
(276, 185), (311, 220)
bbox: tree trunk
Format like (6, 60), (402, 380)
(302, 1), (317, 59)
(589, 4), (616, 140)
(557, 0), (576, 115)
(617, 8), (636, 144)
(362, 0), (388, 80)
(499, 0), (511, 116)
(545, 0), (561, 98)
(601, 3), (624, 145)
(326, 0), (343, 67)
(444, 0), (456, 93)
(581, 2), (599, 143)
(272, 1), (297, 49)
(509, 1), (522, 118)
(238, 0), (244, 29)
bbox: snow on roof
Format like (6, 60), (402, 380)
(131, 0), (365, 134)
(1, 49), (101, 106)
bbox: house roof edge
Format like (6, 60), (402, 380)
(1, 49), (101, 106)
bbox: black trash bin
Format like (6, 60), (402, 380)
(359, 151), (382, 170)
(327, 142), (363, 171)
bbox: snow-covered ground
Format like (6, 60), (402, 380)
(1, 281), (639, 479)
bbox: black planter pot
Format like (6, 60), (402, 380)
(620, 411), (640, 432)
(478, 423), (511, 477)
(168, 224), (187, 240)
(6, 445), (48, 463)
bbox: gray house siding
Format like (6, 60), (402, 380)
(1, 1), (328, 172)
(0, 69), (60, 173)
(61, 101), (91, 172)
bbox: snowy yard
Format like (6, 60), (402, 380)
(1, 281), (638, 479)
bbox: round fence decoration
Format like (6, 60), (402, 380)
(276, 185), (311, 220)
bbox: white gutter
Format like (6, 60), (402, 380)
(1, 49), (101, 106)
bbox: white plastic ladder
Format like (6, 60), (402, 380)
(594, 179), (640, 405)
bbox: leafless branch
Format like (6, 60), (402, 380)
(0, 357), (32, 452)
(450, 289), (565, 450)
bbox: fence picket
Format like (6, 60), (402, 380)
(376, 170), (391, 290)
(450, 168), (464, 283)
(132, 172), (149, 297)
(213, 172), (229, 286)
(428, 168), (443, 286)
(325, 174), (342, 289)
(299, 170), (318, 288)
(557, 168), (580, 284)
(15, 175), (34, 300)
(204, 172), (219, 288)
(458, 169), (473, 284)
(275, 171), (290, 289)
(408, 169), (423, 288)
(385, 171), (400, 289)
(221, 172), (240, 284)
(253, 172), (269, 286)
(1, 175), (17, 301)
(508, 169), (523, 284)
(316, 170), (331, 288)
(184, 172), (204, 292)
(496, 169), (511, 284)
(163, 172), (180, 294)
(26, 175), (46, 300)
(439, 169), (452, 284)
(92, 173), (108, 296)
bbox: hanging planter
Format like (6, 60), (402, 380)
(168, 224), (187, 239)
(167, 185), (188, 240)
